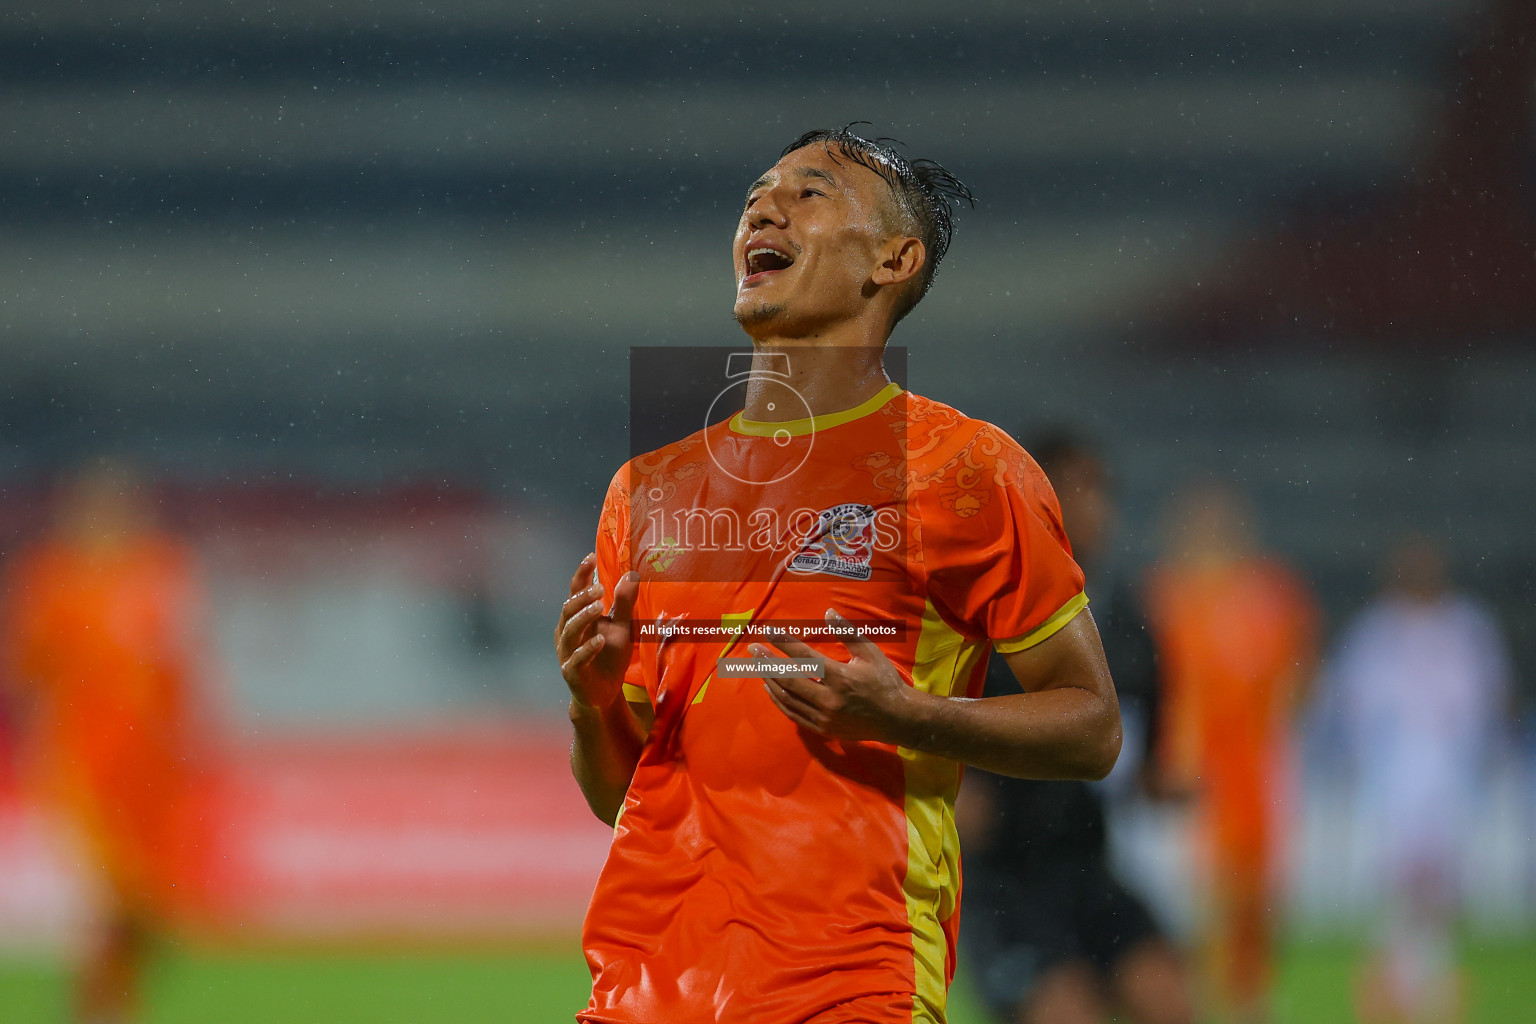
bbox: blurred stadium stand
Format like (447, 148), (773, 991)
(0, 0), (1531, 946)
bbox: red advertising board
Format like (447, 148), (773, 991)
(0, 723), (615, 946)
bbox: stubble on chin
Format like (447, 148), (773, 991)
(733, 300), (786, 327)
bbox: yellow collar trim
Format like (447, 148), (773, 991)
(729, 382), (903, 438)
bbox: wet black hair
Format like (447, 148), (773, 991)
(780, 125), (974, 325)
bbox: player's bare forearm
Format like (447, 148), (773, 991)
(569, 695), (646, 826)
(757, 609), (1120, 781)
(555, 556), (646, 825)
(893, 683), (1120, 780)
(892, 614), (1121, 779)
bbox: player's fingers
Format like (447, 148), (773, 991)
(558, 595), (602, 641)
(561, 634), (605, 679)
(825, 608), (886, 662)
(758, 664), (833, 711)
(747, 645), (827, 686)
(764, 681), (825, 732)
(608, 572), (642, 623)
(763, 677), (813, 708)
(558, 599), (604, 656)
(560, 582), (606, 624)
(747, 641), (822, 668)
(568, 553), (597, 597)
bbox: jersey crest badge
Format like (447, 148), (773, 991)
(789, 503), (875, 581)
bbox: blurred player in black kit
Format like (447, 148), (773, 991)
(956, 432), (1193, 1024)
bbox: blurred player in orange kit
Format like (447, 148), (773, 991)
(554, 127), (1123, 1024)
(1144, 483), (1317, 1023)
(1, 461), (206, 1024)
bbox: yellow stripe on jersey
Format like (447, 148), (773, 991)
(692, 609), (756, 705)
(720, 608), (756, 633)
(992, 590), (1089, 655)
(729, 382), (902, 438)
(903, 598), (987, 1023)
(622, 683), (651, 704)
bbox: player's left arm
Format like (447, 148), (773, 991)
(755, 607), (1121, 780)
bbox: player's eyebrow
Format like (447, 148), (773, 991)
(744, 166), (840, 205)
(795, 166), (839, 189)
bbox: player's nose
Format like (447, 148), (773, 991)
(746, 187), (789, 229)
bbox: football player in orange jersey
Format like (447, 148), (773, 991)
(554, 127), (1123, 1024)
(1, 461), (205, 1024)
(1145, 483), (1317, 1024)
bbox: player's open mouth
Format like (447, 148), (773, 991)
(743, 245), (795, 284)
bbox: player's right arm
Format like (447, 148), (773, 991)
(557, 553), (645, 826)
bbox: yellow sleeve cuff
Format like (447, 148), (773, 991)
(993, 591), (1089, 654)
(622, 682), (651, 705)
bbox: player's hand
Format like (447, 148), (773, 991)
(749, 608), (920, 743)
(556, 554), (640, 711)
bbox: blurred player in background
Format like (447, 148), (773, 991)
(1145, 482), (1317, 1023)
(957, 431), (1193, 1024)
(1, 461), (206, 1024)
(555, 127), (1122, 1023)
(1328, 534), (1511, 1024)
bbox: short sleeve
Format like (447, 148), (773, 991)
(593, 466), (652, 705)
(917, 425), (1086, 651)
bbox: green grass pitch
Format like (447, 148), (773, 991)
(0, 938), (1531, 1023)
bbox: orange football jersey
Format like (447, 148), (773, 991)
(582, 385), (1086, 1024)
(1, 533), (200, 911)
(1145, 557), (1316, 863)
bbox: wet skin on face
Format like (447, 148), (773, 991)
(732, 145), (911, 338)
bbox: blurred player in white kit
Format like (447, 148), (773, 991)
(1327, 534), (1512, 1024)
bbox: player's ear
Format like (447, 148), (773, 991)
(871, 236), (926, 289)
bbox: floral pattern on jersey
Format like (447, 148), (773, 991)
(627, 438), (707, 506)
(904, 395), (1030, 521)
(893, 394), (1061, 580)
(617, 439), (714, 573)
(598, 473), (633, 571)
(847, 449), (907, 500)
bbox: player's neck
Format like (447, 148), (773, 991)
(740, 340), (892, 422)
